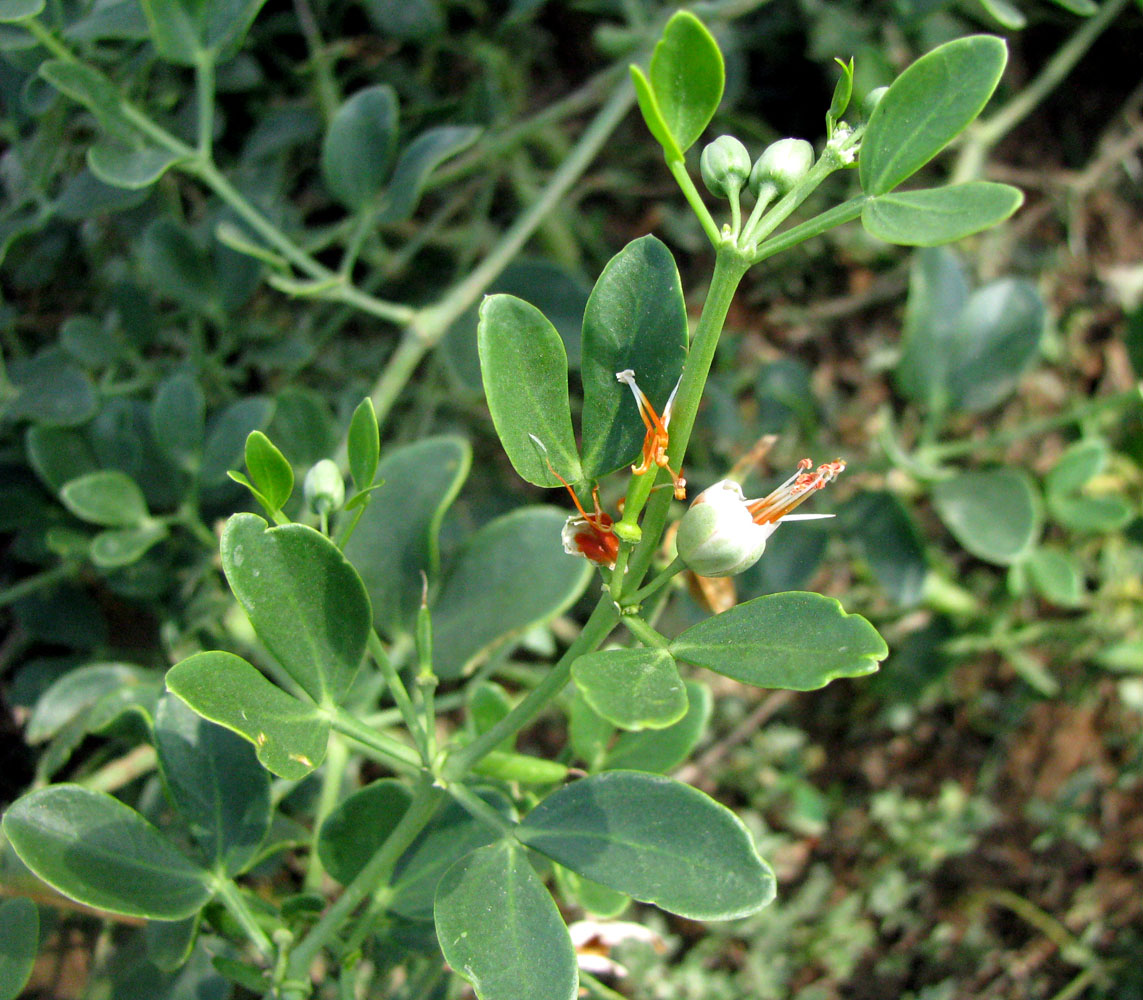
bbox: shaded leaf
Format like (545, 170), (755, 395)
(571, 647), (687, 731)
(932, 468), (1042, 564)
(377, 126), (481, 223)
(321, 85), (399, 210)
(862, 182), (1022, 246)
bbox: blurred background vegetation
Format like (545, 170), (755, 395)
(1, 0), (1142, 996)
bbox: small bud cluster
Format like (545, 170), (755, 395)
(700, 135), (816, 202)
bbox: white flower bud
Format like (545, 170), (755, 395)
(749, 138), (815, 198)
(700, 136), (752, 199)
(675, 480), (773, 577)
(304, 459), (345, 514)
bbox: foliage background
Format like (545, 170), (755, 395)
(2, 0), (1142, 997)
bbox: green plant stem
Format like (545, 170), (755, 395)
(365, 632), (429, 763)
(284, 776), (444, 987)
(362, 79), (637, 434)
(667, 156), (720, 246)
(304, 737), (349, 891)
(328, 710), (423, 776)
(951, 0), (1131, 184)
(291, 0), (340, 122)
(22, 17), (71, 59)
(624, 556), (685, 605)
(622, 612), (669, 648)
(751, 194), (867, 264)
(742, 148), (849, 249)
(447, 782), (517, 838)
(617, 246), (750, 583)
(0, 561), (74, 610)
(443, 597), (620, 779)
(922, 387), (1140, 462)
(214, 877), (274, 961)
(195, 54), (215, 159)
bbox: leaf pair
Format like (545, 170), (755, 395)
(479, 235), (688, 489)
(435, 771), (777, 1000)
(859, 36), (1022, 245)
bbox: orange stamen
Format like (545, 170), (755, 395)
(616, 370), (686, 500)
(530, 434), (619, 567)
(746, 459), (846, 524)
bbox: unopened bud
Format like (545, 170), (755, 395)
(304, 459), (345, 514)
(700, 136), (752, 199)
(675, 480), (769, 577)
(749, 138), (815, 198)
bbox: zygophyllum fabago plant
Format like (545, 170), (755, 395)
(2, 12), (1023, 1000)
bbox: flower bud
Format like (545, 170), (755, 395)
(675, 480), (770, 577)
(304, 459), (345, 515)
(700, 136), (752, 199)
(749, 138), (814, 198)
(862, 86), (888, 118)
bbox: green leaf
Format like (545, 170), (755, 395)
(154, 695), (271, 876)
(61, 470), (149, 527)
(321, 85), (399, 211)
(932, 468), (1042, 564)
(221, 513), (371, 704)
(630, 66), (681, 163)
(390, 789), (514, 920)
(141, 0), (268, 63)
(571, 647), (687, 731)
(859, 36), (1008, 195)
(553, 865), (629, 919)
(26, 425), (97, 493)
(26, 662), (149, 743)
(977, 0), (1027, 30)
(0, 898), (37, 1000)
(862, 182), (1022, 246)
(145, 915), (199, 972)
(39, 61), (138, 142)
(568, 691), (614, 771)
(478, 295), (582, 488)
(88, 141), (185, 190)
(90, 523), (169, 568)
(580, 235), (688, 478)
(166, 651), (329, 779)
(826, 56), (854, 135)
(0, 0), (44, 22)
(346, 398), (380, 494)
(243, 430), (293, 511)
(344, 436), (470, 638)
(1095, 640), (1143, 673)
(1024, 548), (1085, 607)
(431, 507), (592, 679)
(670, 592), (886, 690)
(1047, 0), (1098, 14)
(1048, 494), (1135, 533)
(517, 771), (775, 920)
(640, 11), (724, 158)
(200, 396), (274, 484)
(6, 349), (98, 427)
(150, 372), (205, 469)
(317, 779), (411, 885)
(838, 491), (927, 606)
(377, 126), (482, 223)
(898, 276), (1045, 414)
(897, 246), (969, 405)
(59, 314), (124, 367)
(605, 679), (712, 773)
(362, 0), (444, 40)
(434, 841), (578, 1000)
(140, 219), (219, 317)
(3, 785), (212, 920)
(1045, 439), (1107, 497)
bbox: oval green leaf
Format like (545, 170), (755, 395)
(571, 647), (687, 731)
(0, 0), (44, 21)
(344, 436), (470, 639)
(670, 592), (887, 690)
(2, 785), (212, 920)
(141, 0), (268, 64)
(166, 651), (329, 780)
(243, 430), (292, 511)
(1045, 439), (1107, 497)
(317, 779), (411, 885)
(580, 235), (688, 478)
(346, 398), (380, 494)
(434, 841), (578, 1000)
(862, 182), (1023, 246)
(932, 468), (1042, 564)
(154, 694), (271, 876)
(222, 513), (371, 704)
(478, 295), (582, 487)
(646, 11), (724, 157)
(838, 491), (927, 606)
(431, 507), (592, 679)
(0, 898), (37, 1000)
(149, 372), (205, 469)
(321, 85), (399, 211)
(88, 141), (185, 190)
(860, 35), (1007, 195)
(1024, 548), (1085, 607)
(517, 771), (775, 920)
(604, 679), (712, 773)
(90, 523), (169, 568)
(377, 125), (481, 223)
(61, 470), (149, 527)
